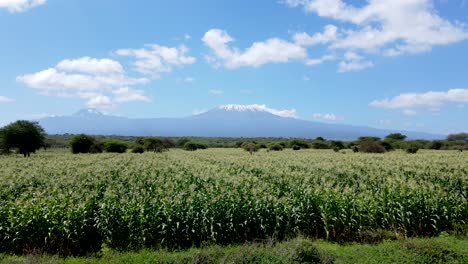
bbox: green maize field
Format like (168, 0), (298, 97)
(0, 149), (467, 256)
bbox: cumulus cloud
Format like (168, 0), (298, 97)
(284, 0), (468, 56)
(306, 54), (335, 66)
(116, 44), (196, 77)
(370, 89), (468, 109)
(0, 95), (14, 103)
(0, 0), (45, 13)
(203, 29), (307, 68)
(293, 25), (338, 46)
(312, 113), (339, 121)
(219, 104), (297, 118)
(17, 57), (151, 110)
(338, 51), (373, 72)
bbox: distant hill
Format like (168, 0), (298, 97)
(37, 106), (443, 140)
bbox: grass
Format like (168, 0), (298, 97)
(1, 235), (467, 263)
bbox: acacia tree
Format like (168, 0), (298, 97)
(0, 120), (46, 157)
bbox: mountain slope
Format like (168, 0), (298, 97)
(37, 106), (443, 140)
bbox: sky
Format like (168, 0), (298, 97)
(0, 0), (467, 135)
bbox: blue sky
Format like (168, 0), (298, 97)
(0, 0), (467, 134)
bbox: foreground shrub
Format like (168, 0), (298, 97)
(406, 146), (419, 154)
(103, 140), (128, 153)
(269, 144), (284, 151)
(144, 137), (167, 153)
(241, 142), (260, 154)
(69, 134), (96, 154)
(131, 145), (145, 153)
(184, 142), (207, 151)
(359, 140), (386, 153)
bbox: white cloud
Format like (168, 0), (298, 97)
(56, 57), (124, 75)
(116, 44), (196, 77)
(284, 0), (468, 58)
(338, 51), (373, 72)
(192, 108), (208, 115)
(0, 96), (14, 103)
(209, 89), (224, 95)
(17, 57), (151, 110)
(370, 89), (468, 109)
(402, 109), (418, 116)
(312, 113), (339, 121)
(86, 95), (113, 110)
(219, 104), (297, 118)
(305, 54), (335, 66)
(294, 25), (338, 46)
(202, 29), (307, 68)
(112, 87), (151, 103)
(0, 0), (45, 13)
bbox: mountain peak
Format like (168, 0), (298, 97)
(218, 104), (297, 118)
(72, 109), (105, 117)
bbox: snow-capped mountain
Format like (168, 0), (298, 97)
(37, 106), (443, 140)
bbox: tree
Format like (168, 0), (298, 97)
(69, 134), (97, 154)
(102, 139), (128, 153)
(359, 140), (386, 153)
(131, 145), (145, 153)
(144, 137), (167, 152)
(289, 139), (310, 149)
(447, 133), (468, 143)
(385, 133), (407, 142)
(176, 138), (191, 148)
(0, 120), (45, 157)
(330, 140), (345, 150)
(183, 141), (207, 151)
(269, 144), (284, 151)
(241, 142), (260, 154)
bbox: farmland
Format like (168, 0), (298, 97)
(0, 149), (467, 257)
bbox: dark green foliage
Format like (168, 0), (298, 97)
(162, 138), (176, 148)
(144, 137), (167, 153)
(289, 139), (310, 149)
(315, 137), (325, 141)
(269, 144), (284, 151)
(311, 141), (329, 149)
(69, 134), (97, 154)
(381, 141), (394, 151)
(330, 140), (345, 150)
(406, 145), (419, 154)
(292, 145), (301, 150)
(89, 140), (104, 153)
(183, 142), (207, 151)
(359, 140), (386, 153)
(241, 142), (260, 154)
(0, 120), (45, 157)
(352, 146), (359, 152)
(102, 140), (128, 153)
(176, 138), (191, 148)
(131, 145), (145, 153)
(385, 133), (407, 141)
(447, 133), (468, 143)
(430, 141), (444, 150)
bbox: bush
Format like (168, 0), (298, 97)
(352, 146), (359, 152)
(292, 145), (301, 150)
(241, 142), (260, 154)
(103, 140), (128, 153)
(311, 141), (329, 149)
(131, 145), (145, 153)
(144, 137), (167, 153)
(359, 140), (386, 153)
(184, 142), (207, 151)
(69, 134), (96, 154)
(406, 146), (419, 154)
(289, 139), (310, 149)
(89, 141), (104, 153)
(269, 144), (284, 151)
(381, 141), (395, 151)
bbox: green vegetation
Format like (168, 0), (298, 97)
(102, 139), (128, 153)
(0, 120), (45, 157)
(1, 235), (467, 263)
(0, 149), (466, 257)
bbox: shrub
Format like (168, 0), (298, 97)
(241, 142), (260, 154)
(184, 142), (207, 151)
(131, 145), (145, 154)
(289, 139), (310, 149)
(89, 141), (104, 153)
(352, 146), (359, 153)
(359, 140), (386, 153)
(406, 146), (419, 154)
(69, 134), (96, 154)
(381, 141), (395, 151)
(292, 145), (301, 150)
(311, 141), (329, 149)
(333, 147), (340, 152)
(269, 144), (284, 151)
(144, 137), (166, 153)
(103, 140), (128, 153)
